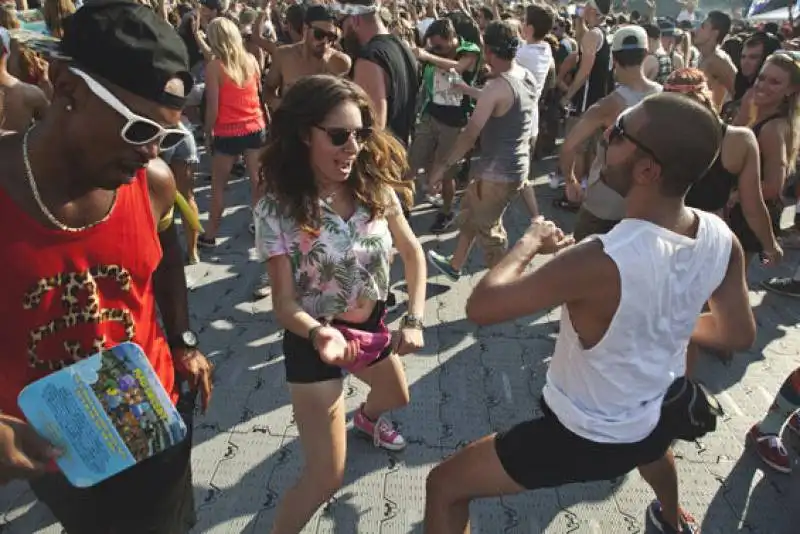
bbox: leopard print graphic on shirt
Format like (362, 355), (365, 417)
(23, 265), (136, 371)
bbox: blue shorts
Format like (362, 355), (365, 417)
(161, 123), (199, 165)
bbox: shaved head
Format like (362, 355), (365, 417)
(629, 93), (723, 197)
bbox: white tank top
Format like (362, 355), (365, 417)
(542, 210), (733, 443)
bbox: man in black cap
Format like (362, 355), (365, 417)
(0, 1), (211, 532)
(263, 3), (351, 110)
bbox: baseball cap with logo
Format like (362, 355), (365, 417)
(59, 0), (193, 109)
(612, 25), (649, 52)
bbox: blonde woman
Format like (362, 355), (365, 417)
(43, 0), (75, 38)
(200, 17), (268, 248)
(728, 51), (800, 269)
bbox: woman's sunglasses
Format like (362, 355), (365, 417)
(607, 115), (663, 167)
(315, 126), (373, 146)
(311, 27), (338, 43)
(69, 67), (188, 151)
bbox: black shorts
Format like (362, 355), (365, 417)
(494, 398), (672, 490)
(30, 392), (197, 534)
(283, 302), (392, 384)
(212, 129), (266, 157)
(728, 199), (783, 253)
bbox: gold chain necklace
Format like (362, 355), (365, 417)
(23, 126), (113, 232)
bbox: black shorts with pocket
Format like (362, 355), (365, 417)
(494, 397), (672, 490)
(29, 390), (197, 534)
(283, 302), (392, 384)
(212, 129), (266, 157)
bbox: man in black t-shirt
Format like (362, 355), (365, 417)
(338, 0), (418, 147)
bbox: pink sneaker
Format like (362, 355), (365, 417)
(353, 405), (406, 451)
(787, 412), (800, 437)
(748, 424), (791, 474)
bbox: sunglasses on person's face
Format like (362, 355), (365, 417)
(315, 126), (372, 146)
(312, 27), (338, 43)
(607, 115), (663, 167)
(69, 67), (187, 151)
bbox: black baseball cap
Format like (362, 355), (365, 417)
(60, 0), (193, 109)
(305, 4), (336, 25)
(199, 0), (223, 12)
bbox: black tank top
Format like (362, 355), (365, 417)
(357, 35), (419, 147)
(686, 124), (738, 212)
(571, 26), (612, 114)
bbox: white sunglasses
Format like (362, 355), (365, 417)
(69, 67), (187, 151)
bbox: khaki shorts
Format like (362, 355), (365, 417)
(455, 179), (523, 267)
(408, 114), (462, 177)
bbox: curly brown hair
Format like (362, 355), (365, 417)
(260, 74), (412, 234)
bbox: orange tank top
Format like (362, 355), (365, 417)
(213, 63), (266, 137)
(0, 168), (177, 419)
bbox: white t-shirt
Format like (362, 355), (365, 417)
(515, 41), (553, 138)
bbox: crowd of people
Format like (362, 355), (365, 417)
(0, 0), (799, 533)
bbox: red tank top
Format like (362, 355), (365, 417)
(0, 169), (177, 420)
(213, 64), (266, 137)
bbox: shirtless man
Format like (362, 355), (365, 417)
(262, 4), (350, 110)
(694, 11), (736, 112)
(0, 28), (48, 132)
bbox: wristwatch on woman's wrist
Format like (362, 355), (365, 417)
(401, 314), (424, 330)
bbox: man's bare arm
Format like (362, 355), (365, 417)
(467, 238), (613, 326)
(353, 59), (388, 128)
(691, 236), (756, 351)
(564, 30), (601, 102)
(560, 95), (620, 181)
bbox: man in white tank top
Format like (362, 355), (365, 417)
(424, 93), (756, 534)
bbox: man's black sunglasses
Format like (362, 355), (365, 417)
(608, 115), (663, 167)
(312, 27), (338, 43)
(315, 126), (373, 146)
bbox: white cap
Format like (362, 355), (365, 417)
(612, 25), (648, 52)
(0, 27), (10, 56)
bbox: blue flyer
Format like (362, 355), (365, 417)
(17, 342), (188, 488)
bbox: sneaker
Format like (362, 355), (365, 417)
(353, 405), (406, 451)
(748, 424), (791, 473)
(787, 412), (800, 437)
(426, 250), (460, 282)
(426, 194), (444, 208)
(646, 500), (698, 533)
(548, 172), (564, 190)
(430, 212), (455, 234)
(198, 234), (216, 249)
(253, 272), (270, 300)
(761, 277), (800, 298)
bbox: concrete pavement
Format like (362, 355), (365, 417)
(2, 160), (799, 533)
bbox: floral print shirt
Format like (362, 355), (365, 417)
(254, 190), (398, 318)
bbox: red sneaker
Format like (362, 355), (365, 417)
(748, 424), (791, 474)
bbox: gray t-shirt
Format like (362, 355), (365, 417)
(582, 82), (663, 221)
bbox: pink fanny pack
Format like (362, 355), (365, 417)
(330, 322), (392, 372)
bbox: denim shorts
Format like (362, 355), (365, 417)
(161, 123), (199, 165)
(212, 129), (266, 157)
